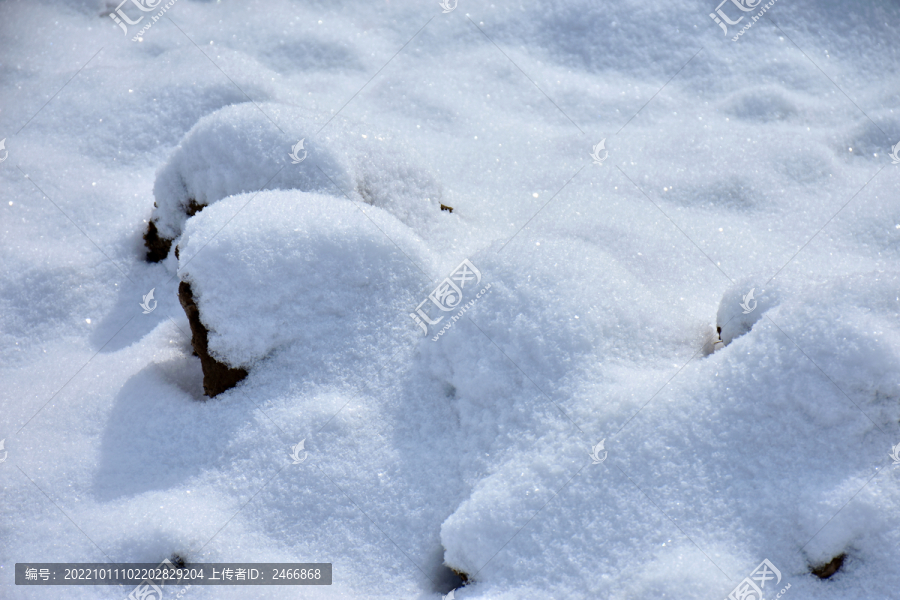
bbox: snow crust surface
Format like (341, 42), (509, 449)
(2, 0), (900, 599)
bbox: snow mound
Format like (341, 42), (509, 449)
(717, 279), (781, 346)
(148, 103), (449, 261)
(349, 132), (447, 236)
(150, 103), (352, 242)
(176, 189), (432, 370)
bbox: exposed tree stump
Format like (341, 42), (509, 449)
(185, 199), (207, 217)
(178, 281), (248, 397)
(143, 221), (172, 263)
(143, 200), (207, 263)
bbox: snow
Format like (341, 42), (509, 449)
(716, 279), (780, 346)
(151, 102), (450, 245)
(176, 189), (432, 368)
(2, 0), (899, 599)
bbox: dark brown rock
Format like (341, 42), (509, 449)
(178, 281), (248, 397)
(143, 199), (207, 263)
(143, 220), (172, 263)
(440, 204), (454, 213)
(185, 199), (208, 217)
(811, 553), (845, 579)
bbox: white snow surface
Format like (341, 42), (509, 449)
(2, 0), (900, 599)
(152, 102), (448, 244)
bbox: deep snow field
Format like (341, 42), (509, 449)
(2, 0), (900, 598)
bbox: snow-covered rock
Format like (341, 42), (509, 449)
(176, 189), (433, 371)
(146, 102), (449, 261)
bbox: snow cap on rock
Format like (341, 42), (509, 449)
(151, 103), (354, 240)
